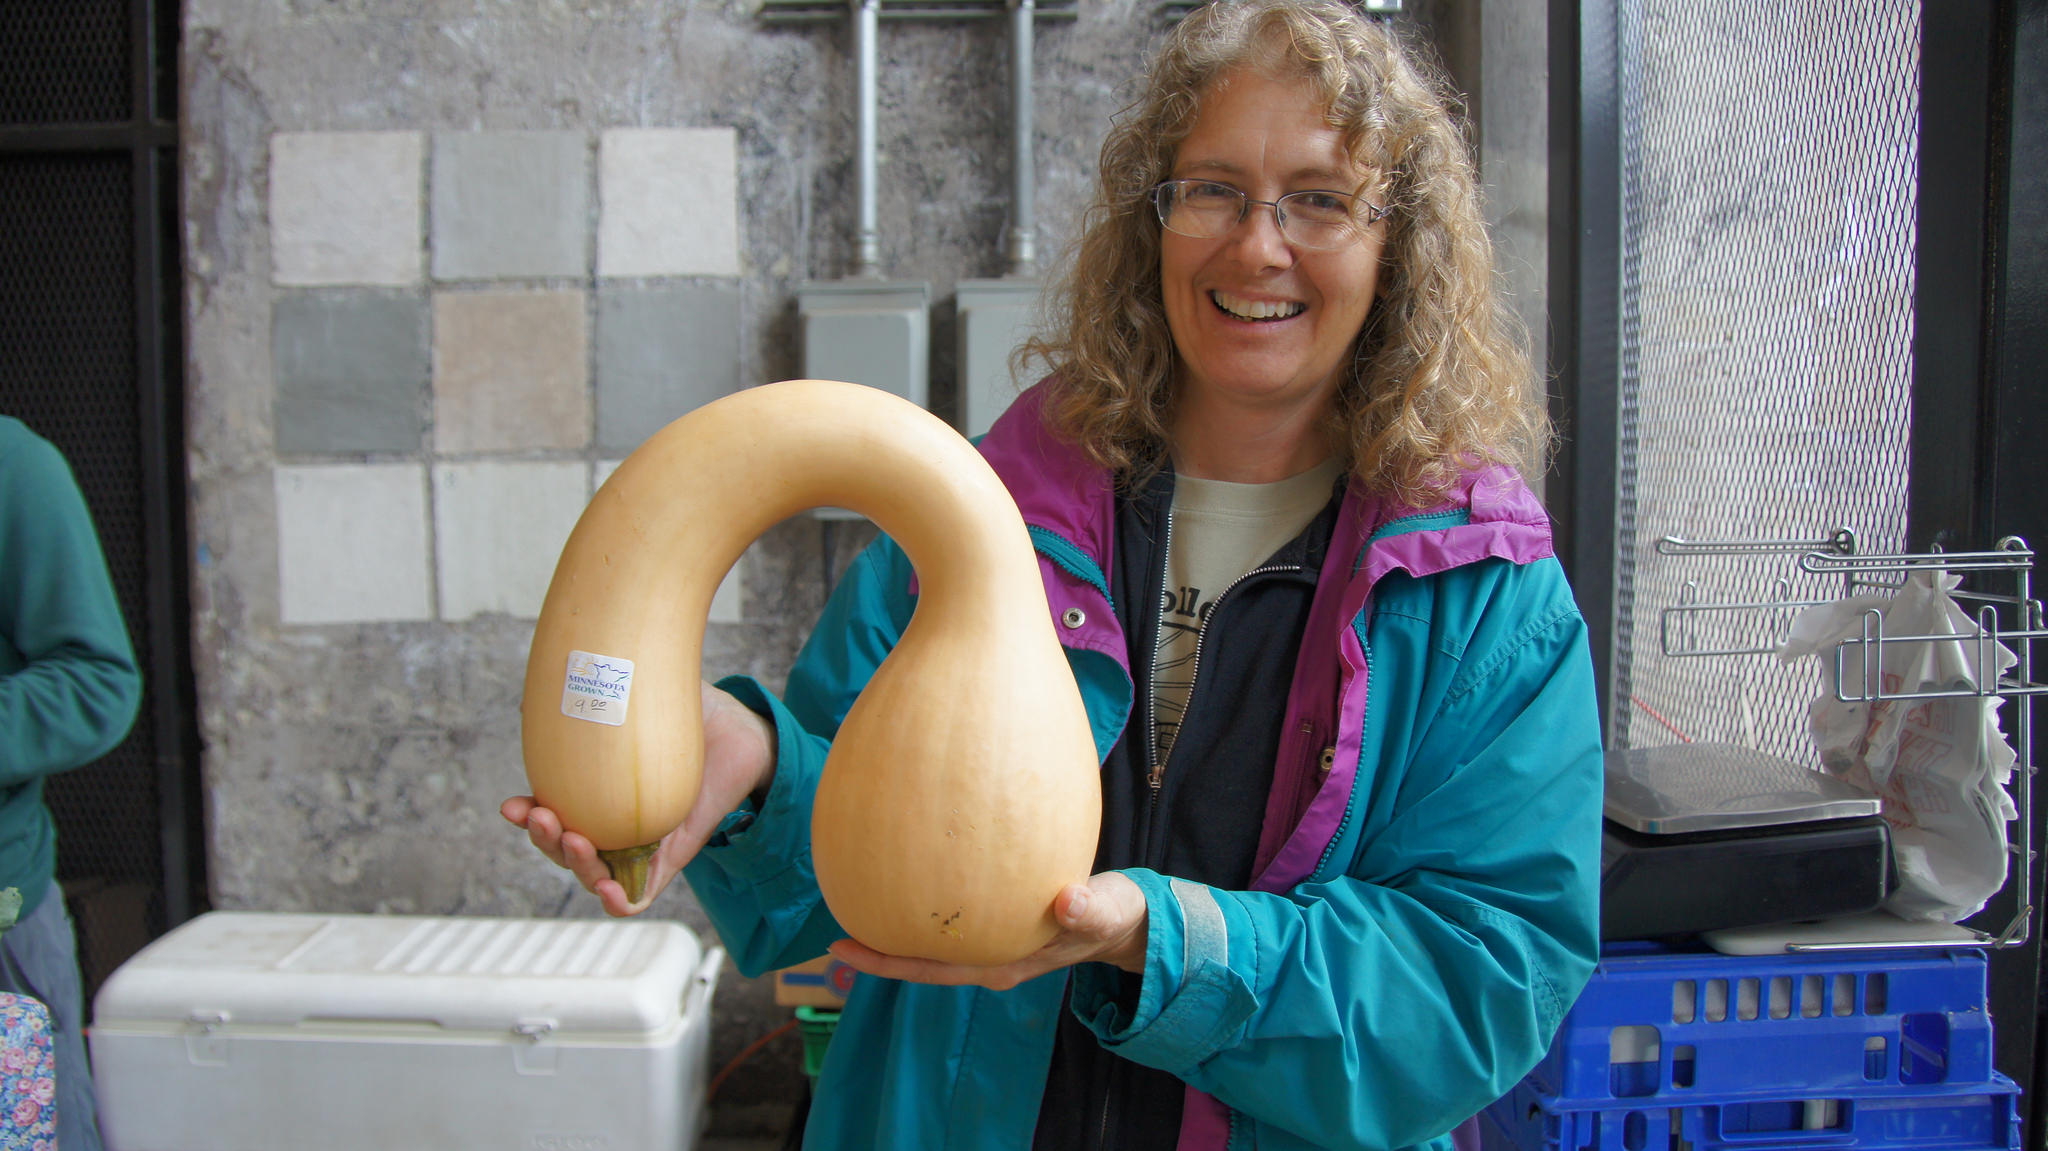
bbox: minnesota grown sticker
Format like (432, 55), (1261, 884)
(561, 651), (634, 726)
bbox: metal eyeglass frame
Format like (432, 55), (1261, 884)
(1150, 178), (1391, 250)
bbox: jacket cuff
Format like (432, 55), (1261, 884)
(689, 674), (822, 895)
(1069, 868), (1257, 1074)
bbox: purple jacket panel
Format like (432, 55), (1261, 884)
(974, 384), (1131, 675)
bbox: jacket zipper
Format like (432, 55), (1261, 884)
(1141, 510), (1174, 800)
(1148, 559), (1303, 794)
(1310, 598), (1373, 881)
(1103, 506), (1182, 1151)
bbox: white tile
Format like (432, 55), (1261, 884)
(271, 132), (423, 286)
(593, 459), (745, 623)
(275, 464), (432, 624)
(598, 128), (741, 278)
(434, 461), (590, 620)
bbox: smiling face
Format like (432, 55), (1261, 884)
(1160, 67), (1385, 452)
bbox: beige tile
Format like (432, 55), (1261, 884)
(432, 289), (590, 453)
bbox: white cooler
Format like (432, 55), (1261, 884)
(88, 911), (722, 1151)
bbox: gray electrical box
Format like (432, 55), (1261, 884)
(796, 280), (932, 409)
(955, 278), (1041, 439)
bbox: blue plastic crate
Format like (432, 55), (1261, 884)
(1481, 1074), (2022, 1151)
(1529, 946), (1994, 1107)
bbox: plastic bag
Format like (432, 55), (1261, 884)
(1778, 569), (2018, 922)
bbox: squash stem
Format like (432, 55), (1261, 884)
(598, 843), (660, 904)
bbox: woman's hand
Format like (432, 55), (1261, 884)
(501, 680), (777, 916)
(826, 872), (1148, 991)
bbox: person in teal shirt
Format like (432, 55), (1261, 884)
(0, 415), (142, 1151)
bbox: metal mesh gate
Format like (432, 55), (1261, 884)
(1610, 0), (1920, 762)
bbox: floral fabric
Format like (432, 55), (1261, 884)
(0, 994), (55, 1150)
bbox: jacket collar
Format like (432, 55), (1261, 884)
(976, 380), (1119, 569)
(975, 379), (1555, 584)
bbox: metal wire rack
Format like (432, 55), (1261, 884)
(1651, 530), (2040, 950)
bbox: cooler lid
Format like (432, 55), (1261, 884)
(92, 912), (706, 1035)
(1604, 742), (1883, 835)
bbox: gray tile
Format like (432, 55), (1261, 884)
(431, 131), (590, 280)
(273, 291), (428, 454)
(595, 283), (743, 454)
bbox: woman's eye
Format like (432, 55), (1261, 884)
(1290, 192), (1351, 216)
(1185, 181), (1241, 203)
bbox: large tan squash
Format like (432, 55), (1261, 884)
(521, 379), (1103, 966)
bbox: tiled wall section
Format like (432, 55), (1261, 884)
(432, 462), (590, 621)
(431, 289), (591, 454)
(599, 128), (742, 278)
(431, 131), (591, 281)
(275, 464), (433, 624)
(270, 131), (422, 287)
(272, 292), (429, 455)
(595, 283), (743, 454)
(269, 127), (745, 625)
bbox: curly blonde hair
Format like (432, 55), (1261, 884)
(1021, 0), (1548, 506)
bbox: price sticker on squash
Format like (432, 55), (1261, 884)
(560, 650), (633, 726)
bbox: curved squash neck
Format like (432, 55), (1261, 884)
(596, 383), (1039, 626)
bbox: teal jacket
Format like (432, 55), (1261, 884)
(0, 417), (142, 916)
(686, 384), (1603, 1150)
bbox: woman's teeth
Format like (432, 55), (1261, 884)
(1211, 291), (1305, 321)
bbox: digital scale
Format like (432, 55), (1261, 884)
(1599, 743), (1894, 940)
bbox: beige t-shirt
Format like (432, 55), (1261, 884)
(1152, 457), (1344, 762)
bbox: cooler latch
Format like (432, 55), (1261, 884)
(512, 1018), (559, 1075)
(185, 1010), (230, 1067)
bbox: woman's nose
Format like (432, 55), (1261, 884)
(1228, 200), (1295, 264)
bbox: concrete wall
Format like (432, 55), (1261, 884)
(177, 0), (1539, 1135)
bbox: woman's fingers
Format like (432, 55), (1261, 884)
(504, 796), (641, 899)
(825, 873), (1152, 990)
(1053, 874), (1149, 973)
(500, 796), (536, 826)
(506, 681), (779, 917)
(519, 803), (568, 867)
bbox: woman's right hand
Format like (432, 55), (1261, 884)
(501, 680), (778, 916)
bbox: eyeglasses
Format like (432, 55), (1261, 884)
(1151, 178), (1389, 251)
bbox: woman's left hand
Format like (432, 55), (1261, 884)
(827, 872), (1149, 991)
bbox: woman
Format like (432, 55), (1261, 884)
(506, 2), (1603, 1147)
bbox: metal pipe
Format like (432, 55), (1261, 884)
(1004, 0), (1036, 276)
(854, 0), (883, 277)
(761, 0), (1079, 19)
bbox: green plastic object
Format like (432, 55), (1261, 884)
(795, 1005), (841, 1082)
